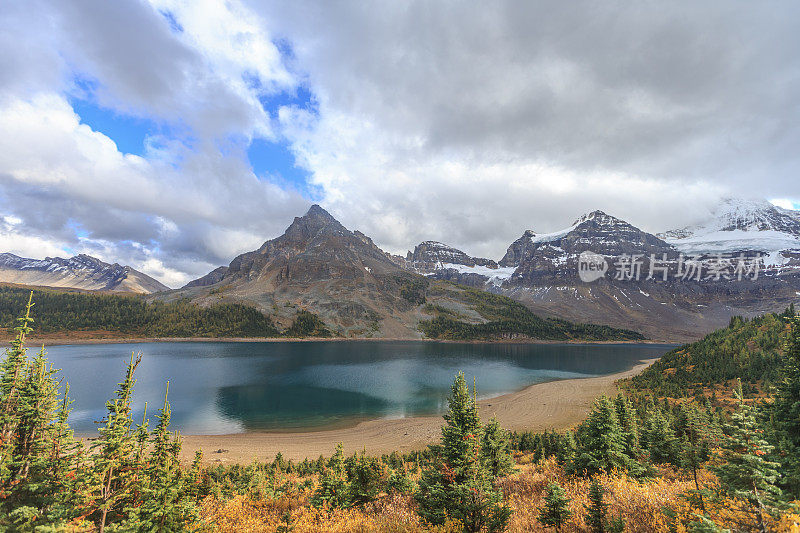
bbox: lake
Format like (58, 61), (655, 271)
(41, 341), (672, 434)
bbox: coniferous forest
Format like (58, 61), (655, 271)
(1, 295), (799, 531)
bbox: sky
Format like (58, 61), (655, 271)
(1, 1), (800, 287)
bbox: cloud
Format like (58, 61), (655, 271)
(0, 93), (308, 287)
(2, 0), (800, 283)
(258, 1), (800, 256)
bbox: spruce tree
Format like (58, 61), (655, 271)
(771, 313), (800, 498)
(416, 373), (511, 532)
(713, 383), (781, 533)
(570, 396), (630, 476)
(312, 443), (351, 508)
(675, 403), (719, 513)
(642, 408), (679, 465)
(90, 353), (141, 532)
(481, 416), (514, 477)
(538, 481), (571, 532)
(614, 393), (640, 459)
(0, 298), (87, 529)
(134, 382), (198, 532)
(0, 292), (34, 444)
(585, 478), (608, 533)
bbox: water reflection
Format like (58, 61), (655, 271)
(42, 341), (672, 434)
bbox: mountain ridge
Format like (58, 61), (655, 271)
(0, 252), (168, 294)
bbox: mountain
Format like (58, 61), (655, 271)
(0, 253), (168, 294)
(658, 198), (800, 266)
(174, 205), (639, 340)
(406, 241), (513, 287)
(174, 205), (423, 336)
(406, 205), (800, 341)
(498, 210), (677, 282)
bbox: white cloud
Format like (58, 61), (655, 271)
(2, 0), (800, 283)
(261, 1), (800, 257)
(0, 93), (307, 286)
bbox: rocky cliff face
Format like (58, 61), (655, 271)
(499, 210), (677, 283)
(174, 205), (424, 337)
(0, 253), (168, 293)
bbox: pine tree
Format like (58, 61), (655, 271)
(771, 313), (800, 498)
(346, 449), (386, 506)
(642, 408), (679, 465)
(687, 514), (731, 533)
(713, 382), (781, 533)
(585, 478), (608, 533)
(556, 430), (576, 466)
(538, 481), (571, 532)
(675, 403), (719, 513)
(0, 298), (88, 529)
(416, 373), (511, 532)
(481, 416), (514, 477)
(0, 292), (34, 445)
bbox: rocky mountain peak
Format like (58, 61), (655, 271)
(278, 204), (347, 246)
(572, 209), (615, 226)
(407, 241), (497, 269)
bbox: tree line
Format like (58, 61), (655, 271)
(419, 285), (644, 341)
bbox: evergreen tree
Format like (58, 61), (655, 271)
(0, 292), (34, 444)
(312, 443), (351, 508)
(713, 383), (781, 533)
(347, 450), (386, 506)
(89, 354), (141, 532)
(134, 382), (198, 531)
(585, 478), (608, 533)
(0, 297), (87, 530)
(675, 403), (719, 513)
(687, 515), (731, 533)
(481, 416), (514, 477)
(556, 430), (577, 466)
(570, 396), (631, 476)
(416, 373), (511, 532)
(771, 313), (800, 498)
(538, 482), (571, 532)
(642, 408), (679, 465)
(614, 393), (640, 459)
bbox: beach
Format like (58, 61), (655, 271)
(176, 358), (658, 463)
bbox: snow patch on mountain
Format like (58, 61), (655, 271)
(661, 198), (800, 255)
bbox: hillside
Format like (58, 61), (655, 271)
(0, 253), (168, 294)
(0, 285), (278, 338)
(0, 282), (640, 342)
(627, 307), (793, 399)
(174, 205), (641, 341)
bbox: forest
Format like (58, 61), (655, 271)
(419, 284), (644, 341)
(0, 295), (799, 531)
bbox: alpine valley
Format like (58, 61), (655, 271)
(3, 198), (799, 341)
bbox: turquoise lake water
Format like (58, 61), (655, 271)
(41, 341), (672, 434)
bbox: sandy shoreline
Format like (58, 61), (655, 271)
(12, 336), (674, 347)
(172, 358), (658, 464)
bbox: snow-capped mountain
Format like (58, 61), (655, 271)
(659, 198), (800, 261)
(0, 253), (169, 293)
(499, 210), (675, 280)
(406, 241), (514, 286)
(408, 203), (800, 340)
